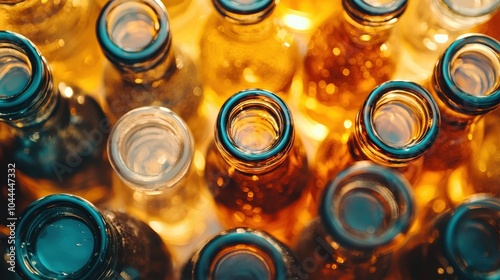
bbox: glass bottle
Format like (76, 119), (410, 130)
(275, 0), (339, 33)
(204, 89), (309, 244)
(396, 0), (500, 82)
(423, 34), (500, 172)
(200, 0), (298, 109)
(399, 194), (500, 280)
(14, 194), (175, 280)
(311, 80), (440, 203)
(181, 227), (303, 280)
(107, 106), (218, 246)
(96, 0), (207, 143)
(0, 31), (112, 205)
(298, 0), (408, 136)
(0, 0), (104, 93)
(295, 161), (415, 280)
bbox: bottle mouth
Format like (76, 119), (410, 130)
(212, 0), (277, 24)
(320, 161), (415, 251)
(443, 195), (500, 280)
(97, 0), (170, 68)
(108, 106), (193, 191)
(15, 194), (111, 280)
(357, 80), (440, 163)
(436, 34), (500, 115)
(215, 89), (294, 172)
(193, 228), (287, 280)
(343, 0), (408, 25)
(442, 0), (500, 18)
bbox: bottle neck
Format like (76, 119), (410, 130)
(212, 0), (277, 25)
(216, 13), (275, 42)
(429, 0), (499, 31)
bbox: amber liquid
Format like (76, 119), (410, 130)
(1, 0), (105, 94)
(275, 0), (339, 33)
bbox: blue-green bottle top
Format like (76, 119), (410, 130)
(319, 161), (415, 251)
(343, 0), (408, 24)
(213, 0), (274, 14)
(15, 194), (112, 280)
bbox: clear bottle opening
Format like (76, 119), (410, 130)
(0, 45), (32, 99)
(210, 246), (275, 280)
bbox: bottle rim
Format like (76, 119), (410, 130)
(443, 195), (500, 280)
(441, 0), (500, 18)
(343, 0), (408, 25)
(212, 0), (277, 24)
(96, 0), (171, 67)
(435, 34), (500, 115)
(319, 161), (415, 250)
(215, 89), (294, 172)
(15, 194), (112, 280)
(193, 228), (288, 279)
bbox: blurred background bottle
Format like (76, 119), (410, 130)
(295, 162), (415, 280)
(0, 31), (112, 205)
(14, 194), (175, 279)
(0, 0), (104, 94)
(200, 0), (298, 110)
(275, 0), (339, 34)
(181, 228), (303, 280)
(204, 89), (309, 245)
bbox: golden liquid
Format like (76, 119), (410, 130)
(1, 0), (105, 94)
(200, 16), (298, 108)
(275, 0), (339, 33)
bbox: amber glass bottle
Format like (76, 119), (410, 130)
(311, 81), (440, 203)
(0, 0), (104, 93)
(0, 31), (112, 205)
(423, 34), (500, 171)
(96, 0), (207, 142)
(200, 0), (298, 108)
(299, 0), (408, 133)
(204, 89), (309, 244)
(295, 162), (415, 280)
(399, 195), (499, 280)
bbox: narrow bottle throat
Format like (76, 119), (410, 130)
(338, 10), (397, 46)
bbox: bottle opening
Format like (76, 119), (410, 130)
(0, 45), (32, 99)
(107, 1), (160, 52)
(211, 247), (274, 280)
(450, 43), (500, 97)
(364, 0), (401, 7)
(213, 0), (276, 24)
(443, 0), (500, 17)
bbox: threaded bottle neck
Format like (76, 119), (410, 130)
(212, 0), (277, 25)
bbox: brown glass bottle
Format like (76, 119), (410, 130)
(311, 81), (440, 203)
(0, 0), (104, 93)
(204, 89), (309, 244)
(0, 31), (112, 205)
(299, 0), (407, 133)
(200, 0), (298, 108)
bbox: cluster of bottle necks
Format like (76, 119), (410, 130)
(0, 0), (499, 279)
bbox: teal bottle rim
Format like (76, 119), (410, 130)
(0, 31), (47, 113)
(343, 0), (408, 23)
(96, 0), (170, 67)
(443, 195), (500, 280)
(216, 89), (293, 164)
(193, 228), (288, 279)
(435, 34), (500, 115)
(319, 161), (415, 250)
(15, 194), (111, 280)
(361, 80), (441, 160)
(213, 0), (275, 15)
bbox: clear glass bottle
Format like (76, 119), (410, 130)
(200, 0), (298, 108)
(295, 161), (415, 280)
(0, 0), (104, 93)
(107, 106), (216, 246)
(396, 0), (500, 82)
(311, 80), (440, 202)
(204, 89), (309, 244)
(399, 194), (500, 280)
(299, 0), (408, 134)
(181, 227), (303, 280)
(96, 0), (207, 143)
(0, 31), (112, 205)
(14, 194), (175, 280)
(423, 34), (500, 171)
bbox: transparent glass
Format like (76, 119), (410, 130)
(0, 0), (104, 93)
(0, 31), (112, 205)
(97, 0), (207, 143)
(14, 194), (174, 279)
(295, 162), (415, 280)
(204, 89), (309, 244)
(181, 228), (302, 280)
(108, 106), (212, 246)
(423, 34), (500, 171)
(312, 80), (440, 202)
(299, 0), (408, 133)
(398, 195), (500, 280)
(200, 0), (298, 108)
